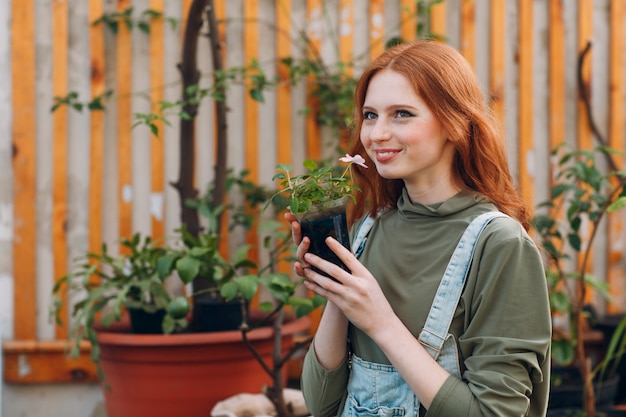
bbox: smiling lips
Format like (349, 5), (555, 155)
(374, 149), (400, 162)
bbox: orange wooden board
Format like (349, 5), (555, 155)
(3, 340), (98, 383)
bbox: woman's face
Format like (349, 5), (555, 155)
(360, 69), (457, 202)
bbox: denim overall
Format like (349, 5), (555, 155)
(343, 211), (507, 417)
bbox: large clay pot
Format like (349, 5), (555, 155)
(97, 315), (310, 417)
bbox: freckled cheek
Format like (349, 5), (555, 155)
(359, 128), (370, 147)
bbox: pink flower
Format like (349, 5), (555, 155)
(339, 154), (368, 169)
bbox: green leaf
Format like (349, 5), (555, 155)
(162, 315), (175, 334)
(249, 88), (264, 102)
(608, 196), (626, 212)
(156, 254), (176, 279)
(235, 274), (259, 301)
(260, 273), (294, 302)
(138, 21), (150, 34)
(259, 301), (274, 312)
(584, 274), (613, 301)
(231, 245), (251, 265)
(552, 338), (575, 365)
(275, 164), (292, 173)
(549, 291), (571, 313)
(175, 256), (201, 284)
(220, 282), (238, 301)
(189, 247), (211, 257)
(551, 183), (571, 199)
(567, 233), (581, 251)
(303, 159), (317, 171)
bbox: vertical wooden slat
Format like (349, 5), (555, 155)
(430, 0), (446, 39)
(399, 0), (417, 41)
(546, 0), (566, 298)
(460, 0), (475, 67)
(517, 0), (533, 205)
(244, 0), (259, 186)
(489, 0), (505, 125)
(12, 0), (37, 340)
(547, 0), (565, 253)
(306, 0), (322, 161)
(88, 0), (105, 269)
(338, 0), (353, 150)
(215, 0), (226, 61)
(117, 0), (133, 247)
(244, 0), (260, 267)
(369, 0), (385, 59)
(339, 0), (353, 71)
(577, 0), (593, 151)
(576, 0), (594, 302)
(182, 0), (193, 32)
(607, 0), (625, 313)
(52, 0), (69, 340)
(276, 0), (292, 165)
(150, 0), (165, 240)
(214, 0), (230, 262)
(549, 0), (565, 153)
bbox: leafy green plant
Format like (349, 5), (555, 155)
(51, 205), (323, 381)
(266, 154), (367, 214)
(92, 6), (178, 35)
(51, 233), (187, 378)
(533, 144), (626, 415)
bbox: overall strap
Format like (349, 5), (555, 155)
(418, 211), (508, 360)
(352, 215), (376, 259)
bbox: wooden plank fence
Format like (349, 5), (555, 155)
(2, 0), (626, 385)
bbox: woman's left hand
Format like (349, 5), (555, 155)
(302, 236), (396, 336)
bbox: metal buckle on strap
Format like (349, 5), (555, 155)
(418, 328), (445, 355)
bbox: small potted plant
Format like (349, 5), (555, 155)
(265, 154), (367, 278)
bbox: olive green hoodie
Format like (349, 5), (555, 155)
(301, 189), (551, 417)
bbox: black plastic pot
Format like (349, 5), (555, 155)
(192, 296), (246, 332)
(549, 366), (620, 411)
(296, 196), (352, 280)
(128, 308), (166, 334)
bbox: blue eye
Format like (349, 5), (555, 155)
(363, 112), (377, 120)
(396, 110), (414, 118)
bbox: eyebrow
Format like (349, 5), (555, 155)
(362, 104), (417, 111)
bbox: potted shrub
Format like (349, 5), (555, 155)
(52, 203), (320, 417)
(533, 144), (626, 416)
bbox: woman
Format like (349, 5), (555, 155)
(287, 41), (551, 417)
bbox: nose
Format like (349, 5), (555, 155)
(368, 119), (391, 142)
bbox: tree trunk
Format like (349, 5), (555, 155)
(175, 0), (228, 302)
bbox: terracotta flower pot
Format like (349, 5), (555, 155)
(97, 315), (310, 417)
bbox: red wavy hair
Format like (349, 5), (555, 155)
(348, 40), (531, 230)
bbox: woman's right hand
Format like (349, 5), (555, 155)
(284, 212), (310, 277)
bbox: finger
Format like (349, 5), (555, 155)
(303, 252), (348, 285)
(302, 265), (344, 296)
(296, 236), (310, 261)
(284, 212), (302, 244)
(325, 237), (362, 272)
(303, 277), (334, 300)
(294, 261), (309, 277)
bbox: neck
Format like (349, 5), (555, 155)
(404, 179), (462, 206)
